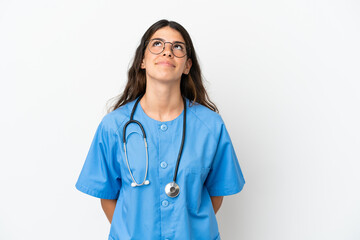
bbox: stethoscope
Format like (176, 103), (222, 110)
(122, 94), (186, 198)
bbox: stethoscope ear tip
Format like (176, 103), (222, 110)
(131, 180), (150, 187)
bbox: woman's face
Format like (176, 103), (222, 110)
(141, 26), (192, 84)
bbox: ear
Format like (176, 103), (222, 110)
(141, 59), (145, 69)
(183, 58), (192, 75)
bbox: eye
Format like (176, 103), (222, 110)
(173, 44), (184, 50)
(152, 40), (163, 47)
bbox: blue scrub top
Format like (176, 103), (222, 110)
(76, 97), (245, 240)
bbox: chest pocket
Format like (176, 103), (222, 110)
(184, 167), (211, 211)
(123, 126), (148, 183)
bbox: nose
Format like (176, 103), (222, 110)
(162, 42), (173, 57)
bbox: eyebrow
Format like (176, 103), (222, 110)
(151, 37), (186, 45)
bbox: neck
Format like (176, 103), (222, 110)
(140, 81), (184, 122)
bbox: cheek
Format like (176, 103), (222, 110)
(143, 53), (158, 67)
(176, 60), (186, 68)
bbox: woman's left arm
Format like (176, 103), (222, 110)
(210, 196), (224, 214)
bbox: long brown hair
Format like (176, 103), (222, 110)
(107, 19), (218, 113)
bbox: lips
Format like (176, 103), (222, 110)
(156, 61), (175, 67)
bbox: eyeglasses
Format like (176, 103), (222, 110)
(146, 38), (188, 58)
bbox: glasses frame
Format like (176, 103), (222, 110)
(145, 38), (189, 58)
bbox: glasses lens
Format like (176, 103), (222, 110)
(148, 39), (164, 54)
(172, 43), (186, 58)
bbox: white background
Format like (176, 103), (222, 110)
(0, 0), (359, 239)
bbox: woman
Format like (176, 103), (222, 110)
(76, 19), (245, 240)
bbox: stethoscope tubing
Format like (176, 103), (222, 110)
(173, 97), (186, 182)
(122, 94), (186, 195)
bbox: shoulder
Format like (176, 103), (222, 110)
(99, 100), (135, 134)
(187, 99), (225, 138)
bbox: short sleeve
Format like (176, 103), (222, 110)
(205, 123), (245, 196)
(75, 120), (122, 199)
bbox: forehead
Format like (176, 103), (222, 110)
(150, 26), (185, 42)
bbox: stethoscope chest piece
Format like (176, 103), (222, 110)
(165, 181), (180, 198)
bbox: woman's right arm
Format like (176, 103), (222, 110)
(100, 199), (117, 223)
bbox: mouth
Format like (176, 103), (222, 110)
(156, 61), (175, 67)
